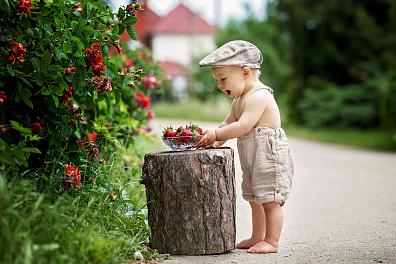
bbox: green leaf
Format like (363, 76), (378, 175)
(115, 90), (121, 104)
(118, 7), (125, 20)
(41, 86), (51, 95)
(49, 84), (64, 96)
(58, 80), (69, 91)
(19, 87), (32, 99)
(0, 138), (6, 151)
(61, 123), (70, 137)
(20, 19), (32, 28)
(112, 24), (119, 35)
(27, 28), (35, 37)
(73, 10), (82, 17)
(7, 64), (14, 76)
(35, 72), (45, 86)
(71, 36), (83, 50)
(41, 50), (52, 70)
(86, 95), (94, 109)
(123, 16), (138, 26)
(63, 41), (71, 53)
(67, 137), (80, 152)
(0, 0), (10, 13)
(82, 26), (95, 35)
(31, 57), (41, 71)
(19, 77), (33, 88)
(83, 4), (91, 19)
(76, 57), (86, 67)
(107, 62), (119, 78)
(48, 64), (64, 73)
(22, 98), (33, 109)
(126, 26), (138, 41)
(51, 94), (59, 107)
(22, 147), (42, 154)
(118, 24), (125, 35)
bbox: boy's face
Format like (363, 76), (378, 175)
(211, 66), (248, 99)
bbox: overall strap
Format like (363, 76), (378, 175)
(234, 86), (273, 120)
(242, 85), (274, 109)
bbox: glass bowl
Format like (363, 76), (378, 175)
(162, 135), (202, 151)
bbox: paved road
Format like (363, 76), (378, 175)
(150, 119), (396, 264)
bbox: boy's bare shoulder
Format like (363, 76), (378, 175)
(245, 88), (273, 104)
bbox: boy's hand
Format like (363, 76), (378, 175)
(197, 129), (216, 148)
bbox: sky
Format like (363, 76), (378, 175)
(112, 0), (268, 26)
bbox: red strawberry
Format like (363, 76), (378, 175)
(163, 126), (175, 137)
(176, 126), (183, 134)
(181, 129), (194, 137)
(164, 130), (175, 137)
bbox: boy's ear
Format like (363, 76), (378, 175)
(241, 67), (251, 78)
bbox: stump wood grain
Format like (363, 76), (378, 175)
(141, 147), (236, 255)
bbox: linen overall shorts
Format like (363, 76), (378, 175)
(234, 85), (294, 205)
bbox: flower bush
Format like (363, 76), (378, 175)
(0, 0), (168, 262)
(0, 0), (158, 171)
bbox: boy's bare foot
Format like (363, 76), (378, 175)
(247, 240), (278, 254)
(236, 238), (263, 249)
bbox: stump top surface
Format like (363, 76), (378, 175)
(147, 147), (232, 156)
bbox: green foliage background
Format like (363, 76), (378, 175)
(192, 0), (396, 133)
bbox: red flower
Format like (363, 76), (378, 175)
(125, 58), (133, 68)
(134, 92), (151, 109)
(125, 1), (143, 13)
(144, 73), (157, 89)
(147, 110), (155, 121)
(90, 76), (112, 95)
(63, 164), (81, 190)
(91, 43), (100, 50)
(30, 122), (42, 134)
(85, 45), (106, 77)
(76, 139), (84, 148)
(8, 43), (26, 65)
(16, 0), (33, 15)
(67, 67), (76, 74)
(0, 91), (8, 106)
(60, 83), (74, 104)
(85, 131), (97, 142)
(75, 3), (83, 14)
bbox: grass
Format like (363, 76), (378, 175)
(152, 97), (232, 123)
(0, 134), (169, 264)
(152, 99), (396, 152)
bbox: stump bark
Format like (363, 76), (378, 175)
(140, 147), (236, 255)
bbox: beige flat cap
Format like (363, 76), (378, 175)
(199, 40), (263, 69)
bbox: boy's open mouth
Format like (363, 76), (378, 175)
(226, 90), (231, 96)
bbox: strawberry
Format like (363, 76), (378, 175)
(163, 126), (175, 137)
(176, 126), (183, 134)
(181, 129), (194, 137)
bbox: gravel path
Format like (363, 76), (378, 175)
(149, 119), (396, 264)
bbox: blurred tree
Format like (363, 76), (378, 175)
(191, 2), (292, 101)
(276, 0), (396, 129)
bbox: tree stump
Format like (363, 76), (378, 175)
(140, 147), (236, 255)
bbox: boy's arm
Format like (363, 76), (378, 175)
(198, 92), (268, 147)
(215, 101), (238, 147)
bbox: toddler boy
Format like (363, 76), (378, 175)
(197, 40), (294, 253)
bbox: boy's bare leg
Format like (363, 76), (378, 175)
(248, 202), (283, 253)
(236, 201), (266, 248)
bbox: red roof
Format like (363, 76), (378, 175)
(151, 3), (216, 34)
(158, 61), (189, 78)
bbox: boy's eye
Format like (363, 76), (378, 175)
(221, 78), (226, 81)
